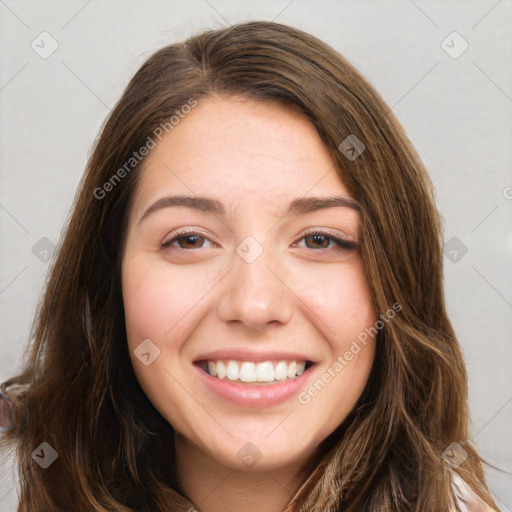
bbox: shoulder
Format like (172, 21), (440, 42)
(451, 471), (497, 512)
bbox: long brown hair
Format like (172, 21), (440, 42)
(0, 20), (498, 511)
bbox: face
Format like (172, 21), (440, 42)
(121, 95), (377, 472)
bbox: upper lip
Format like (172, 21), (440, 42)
(193, 349), (316, 363)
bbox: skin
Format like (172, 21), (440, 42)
(121, 95), (377, 512)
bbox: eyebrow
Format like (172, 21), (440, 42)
(138, 194), (360, 224)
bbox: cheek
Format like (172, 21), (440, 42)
(301, 261), (376, 346)
(121, 257), (203, 414)
(122, 256), (227, 349)
(297, 263), (376, 417)
(326, 265), (377, 384)
(122, 263), (173, 344)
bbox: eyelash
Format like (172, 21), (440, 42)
(161, 229), (357, 253)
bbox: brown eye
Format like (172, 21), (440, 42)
(161, 230), (215, 250)
(304, 234), (330, 249)
(175, 234), (205, 249)
(297, 231), (357, 252)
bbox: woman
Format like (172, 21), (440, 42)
(0, 20), (499, 511)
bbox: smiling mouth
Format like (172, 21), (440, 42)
(195, 359), (315, 385)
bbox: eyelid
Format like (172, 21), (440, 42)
(298, 227), (357, 245)
(292, 229), (358, 253)
(161, 227), (357, 251)
(161, 227), (218, 248)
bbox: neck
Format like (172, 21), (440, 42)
(174, 432), (318, 512)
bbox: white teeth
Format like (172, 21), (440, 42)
(239, 362), (256, 382)
(287, 361), (296, 379)
(226, 360), (239, 380)
(255, 361), (274, 382)
(202, 359), (309, 382)
(274, 361), (288, 381)
(216, 360), (226, 379)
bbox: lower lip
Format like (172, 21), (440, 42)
(193, 363), (315, 409)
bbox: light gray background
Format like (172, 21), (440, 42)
(1, 1), (511, 510)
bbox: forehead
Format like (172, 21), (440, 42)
(131, 95), (351, 217)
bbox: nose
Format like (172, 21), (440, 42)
(216, 242), (294, 331)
